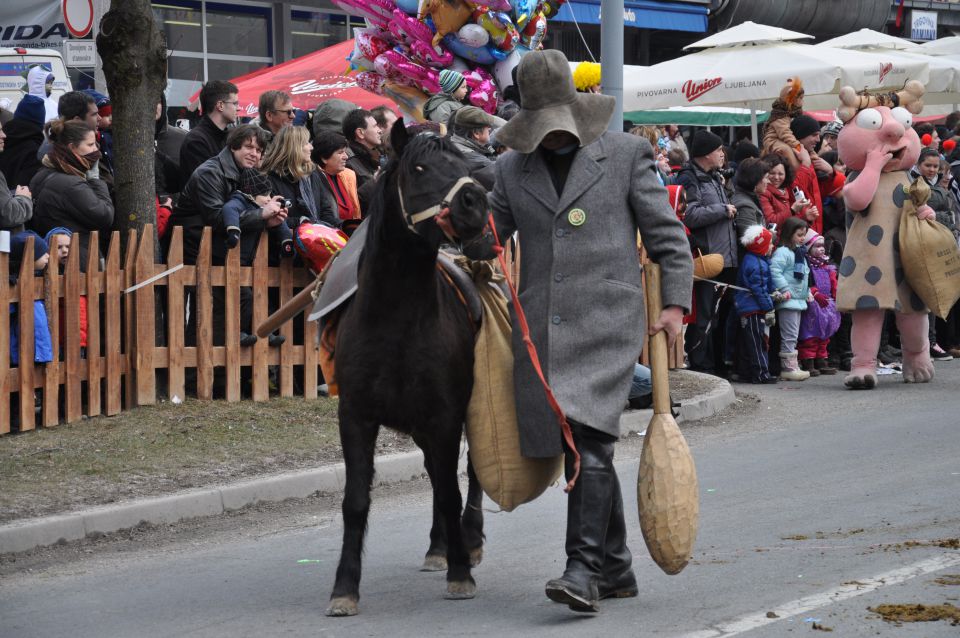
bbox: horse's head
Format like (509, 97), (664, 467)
(390, 123), (489, 248)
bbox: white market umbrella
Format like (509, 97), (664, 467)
(683, 21), (812, 50)
(913, 36), (960, 56)
(818, 28), (916, 51)
(624, 41), (930, 144)
(623, 42), (929, 110)
(815, 42), (959, 105)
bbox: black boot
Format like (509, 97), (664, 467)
(545, 429), (616, 613)
(597, 473), (637, 600)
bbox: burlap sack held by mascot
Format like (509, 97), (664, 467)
(462, 260), (563, 511)
(898, 177), (960, 319)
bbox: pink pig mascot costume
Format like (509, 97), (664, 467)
(835, 83), (935, 389)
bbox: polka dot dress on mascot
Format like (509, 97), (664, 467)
(834, 83), (934, 389)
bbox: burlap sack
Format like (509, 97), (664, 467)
(898, 177), (960, 319)
(464, 261), (563, 511)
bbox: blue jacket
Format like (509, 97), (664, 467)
(10, 300), (53, 365)
(770, 246), (809, 311)
(734, 252), (775, 315)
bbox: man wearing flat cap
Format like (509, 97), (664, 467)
(448, 106), (504, 190)
(487, 49), (692, 613)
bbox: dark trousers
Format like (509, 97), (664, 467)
(685, 266), (737, 373)
(736, 313), (771, 382)
(936, 301), (960, 349)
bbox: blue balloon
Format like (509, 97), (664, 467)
(511, 0), (538, 26)
(442, 34), (508, 66)
(395, 0), (419, 14)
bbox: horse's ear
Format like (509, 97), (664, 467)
(391, 119), (410, 157)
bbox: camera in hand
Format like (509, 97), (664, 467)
(281, 198), (292, 210)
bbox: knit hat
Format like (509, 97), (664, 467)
(44, 227), (73, 247)
(790, 114), (820, 140)
(803, 228), (823, 249)
(10, 230), (49, 268)
(83, 89), (111, 118)
(439, 69), (465, 95)
(821, 120), (843, 138)
(690, 130), (723, 158)
(239, 168), (272, 196)
(741, 225), (773, 256)
(13, 95), (46, 128)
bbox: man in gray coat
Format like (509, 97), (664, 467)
(676, 130), (739, 375)
(487, 50), (693, 613)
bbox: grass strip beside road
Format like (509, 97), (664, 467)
(0, 396), (413, 524)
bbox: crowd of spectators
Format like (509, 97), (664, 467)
(4, 66), (960, 401)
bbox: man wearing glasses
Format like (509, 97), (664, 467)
(179, 80), (240, 184)
(258, 90), (295, 141)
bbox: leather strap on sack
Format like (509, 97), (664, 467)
(487, 214), (580, 492)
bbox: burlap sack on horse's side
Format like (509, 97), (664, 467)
(463, 260), (563, 511)
(898, 177), (960, 319)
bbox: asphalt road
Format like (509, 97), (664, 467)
(2, 362), (959, 637)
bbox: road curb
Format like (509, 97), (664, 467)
(0, 373), (734, 555)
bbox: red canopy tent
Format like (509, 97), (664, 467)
(189, 39), (395, 117)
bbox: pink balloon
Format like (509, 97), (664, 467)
(355, 71), (386, 95)
(410, 39), (453, 68)
(356, 28), (393, 60)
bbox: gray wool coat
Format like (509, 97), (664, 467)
(489, 132), (693, 458)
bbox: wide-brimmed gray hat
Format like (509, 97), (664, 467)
(495, 50), (615, 154)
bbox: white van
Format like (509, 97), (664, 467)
(0, 47), (72, 117)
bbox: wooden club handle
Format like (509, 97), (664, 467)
(255, 279), (320, 338)
(643, 263), (671, 416)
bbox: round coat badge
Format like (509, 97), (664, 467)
(568, 208), (586, 226)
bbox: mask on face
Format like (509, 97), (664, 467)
(83, 150), (103, 164)
(551, 142), (579, 156)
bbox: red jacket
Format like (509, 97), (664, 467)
(760, 185), (792, 231)
(790, 164), (845, 235)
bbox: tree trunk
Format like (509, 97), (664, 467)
(96, 1), (167, 251)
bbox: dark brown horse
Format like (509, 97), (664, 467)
(325, 125), (489, 617)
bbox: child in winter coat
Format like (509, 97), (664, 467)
(734, 225), (778, 383)
(423, 69), (468, 125)
(222, 167), (294, 260)
(797, 230), (841, 376)
(762, 78), (805, 170)
(44, 226), (89, 356)
(770, 216), (811, 380)
(9, 230), (53, 366)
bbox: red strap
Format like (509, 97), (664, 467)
(487, 213), (580, 492)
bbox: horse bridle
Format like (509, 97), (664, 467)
(398, 176), (481, 244)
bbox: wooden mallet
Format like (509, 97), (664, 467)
(637, 263), (699, 575)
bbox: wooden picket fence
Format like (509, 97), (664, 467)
(1, 223), (684, 436)
(1, 224), (321, 435)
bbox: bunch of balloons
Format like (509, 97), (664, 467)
(335, 0), (567, 117)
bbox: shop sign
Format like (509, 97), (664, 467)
(0, 1), (67, 52)
(911, 10), (938, 41)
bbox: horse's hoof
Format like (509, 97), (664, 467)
(325, 596), (359, 617)
(421, 554), (447, 572)
(469, 546), (483, 567)
(445, 578), (476, 600)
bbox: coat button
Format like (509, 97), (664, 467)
(554, 272), (563, 282)
(552, 315), (562, 325)
(555, 228), (565, 238)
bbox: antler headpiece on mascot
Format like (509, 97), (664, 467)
(836, 80), (925, 124)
